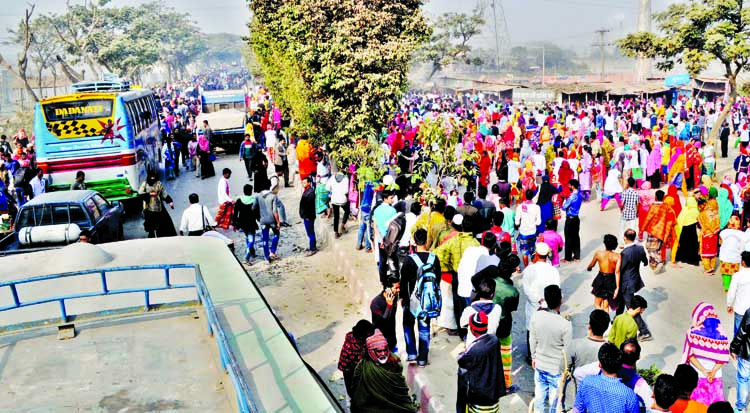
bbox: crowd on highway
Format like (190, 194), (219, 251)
(5, 75), (750, 412)
(319, 92), (750, 413)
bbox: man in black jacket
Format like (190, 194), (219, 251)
(299, 176), (317, 256)
(616, 229), (652, 341)
(457, 311), (504, 413)
(730, 308), (750, 411)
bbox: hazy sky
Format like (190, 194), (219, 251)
(0, 0), (678, 56)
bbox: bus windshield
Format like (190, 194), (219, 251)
(43, 99), (113, 122)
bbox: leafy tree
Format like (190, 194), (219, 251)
(249, 0), (430, 149)
(199, 33), (245, 67)
(413, 117), (477, 203)
(419, 6), (485, 79)
(618, 0), (750, 140)
(1, 5), (39, 102)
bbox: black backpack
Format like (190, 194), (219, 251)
(382, 213), (405, 256)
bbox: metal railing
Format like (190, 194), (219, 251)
(0, 263), (256, 413)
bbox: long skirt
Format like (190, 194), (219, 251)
(143, 208), (176, 238)
(200, 152), (215, 179)
(537, 201), (553, 234)
(692, 377), (724, 405)
(675, 223), (700, 265)
(701, 232), (719, 258)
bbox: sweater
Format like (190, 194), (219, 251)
(529, 309), (572, 375)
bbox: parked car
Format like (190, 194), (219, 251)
(5, 190), (123, 249)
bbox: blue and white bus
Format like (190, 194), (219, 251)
(34, 82), (162, 201)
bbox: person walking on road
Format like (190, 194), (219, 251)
(257, 179), (282, 263)
(728, 251), (750, 335)
(299, 176), (318, 256)
(139, 173), (176, 238)
(239, 134), (258, 181)
(615, 229), (652, 341)
(586, 234), (620, 311)
(179, 193), (215, 236)
(522, 242), (560, 365)
(232, 184), (260, 264)
(730, 308), (750, 412)
(215, 168), (234, 230)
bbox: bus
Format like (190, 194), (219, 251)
(33, 81), (162, 202)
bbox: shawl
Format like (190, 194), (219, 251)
(642, 201), (677, 243)
(638, 182), (654, 209)
(718, 188), (734, 229)
(666, 184), (682, 217)
(537, 178), (558, 206)
(668, 147), (684, 172)
(351, 357), (418, 412)
(646, 143), (661, 176)
(198, 135), (209, 152)
(558, 161), (574, 195)
(680, 302), (730, 365)
(698, 198), (721, 236)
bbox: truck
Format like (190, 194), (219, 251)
(196, 89), (247, 151)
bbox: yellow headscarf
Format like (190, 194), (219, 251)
(672, 197), (699, 262)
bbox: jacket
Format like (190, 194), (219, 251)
(619, 243), (647, 293)
(299, 186), (316, 220)
(457, 333), (504, 405)
(731, 308), (750, 360)
(232, 197), (259, 234)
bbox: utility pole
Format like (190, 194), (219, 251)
(635, 0), (652, 83)
(541, 45), (545, 86)
(593, 28), (610, 81)
(491, 0), (501, 70)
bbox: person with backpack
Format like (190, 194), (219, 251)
(232, 184), (260, 265)
(400, 228), (441, 366)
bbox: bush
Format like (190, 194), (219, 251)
(637, 364), (662, 386)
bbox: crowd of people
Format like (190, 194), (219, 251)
(325, 92), (750, 413)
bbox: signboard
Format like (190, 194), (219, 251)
(665, 73), (691, 88)
(512, 88), (557, 104)
(43, 99), (113, 122)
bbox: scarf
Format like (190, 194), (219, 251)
(718, 188), (734, 229)
(198, 135), (209, 151)
(666, 184), (682, 216)
(240, 195), (255, 205)
(680, 302), (730, 365)
(698, 198), (721, 236)
(638, 182), (655, 209)
(672, 197), (700, 262)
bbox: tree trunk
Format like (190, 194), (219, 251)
(38, 66), (44, 98)
(428, 64), (440, 80)
(711, 75), (736, 142)
(56, 55), (81, 83)
(0, 53), (38, 102)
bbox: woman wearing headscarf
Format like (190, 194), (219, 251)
(557, 160), (574, 201)
(536, 175), (558, 234)
(717, 187), (734, 230)
(637, 182), (655, 240)
(646, 141), (662, 189)
(139, 172), (176, 238)
(681, 302), (730, 406)
(579, 148), (592, 201)
(672, 197), (701, 266)
(685, 142), (703, 190)
(665, 184), (683, 217)
(668, 146), (688, 196)
(697, 191), (721, 274)
(719, 215), (745, 292)
(197, 134), (215, 179)
(601, 168), (623, 211)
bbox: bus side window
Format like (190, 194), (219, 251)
(125, 101), (137, 135)
(148, 96), (158, 122)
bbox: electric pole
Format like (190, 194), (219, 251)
(593, 28), (610, 81)
(635, 0), (652, 83)
(491, 0), (501, 70)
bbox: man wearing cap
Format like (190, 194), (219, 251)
(350, 329), (418, 412)
(435, 214), (480, 338)
(522, 242), (561, 365)
(457, 311), (504, 413)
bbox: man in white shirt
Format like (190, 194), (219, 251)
(728, 251), (750, 335)
(456, 232), (494, 303)
(522, 242), (561, 365)
(516, 189), (542, 267)
(29, 168), (46, 199)
(215, 168), (234, 230)
(180, 193), (216, 236)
